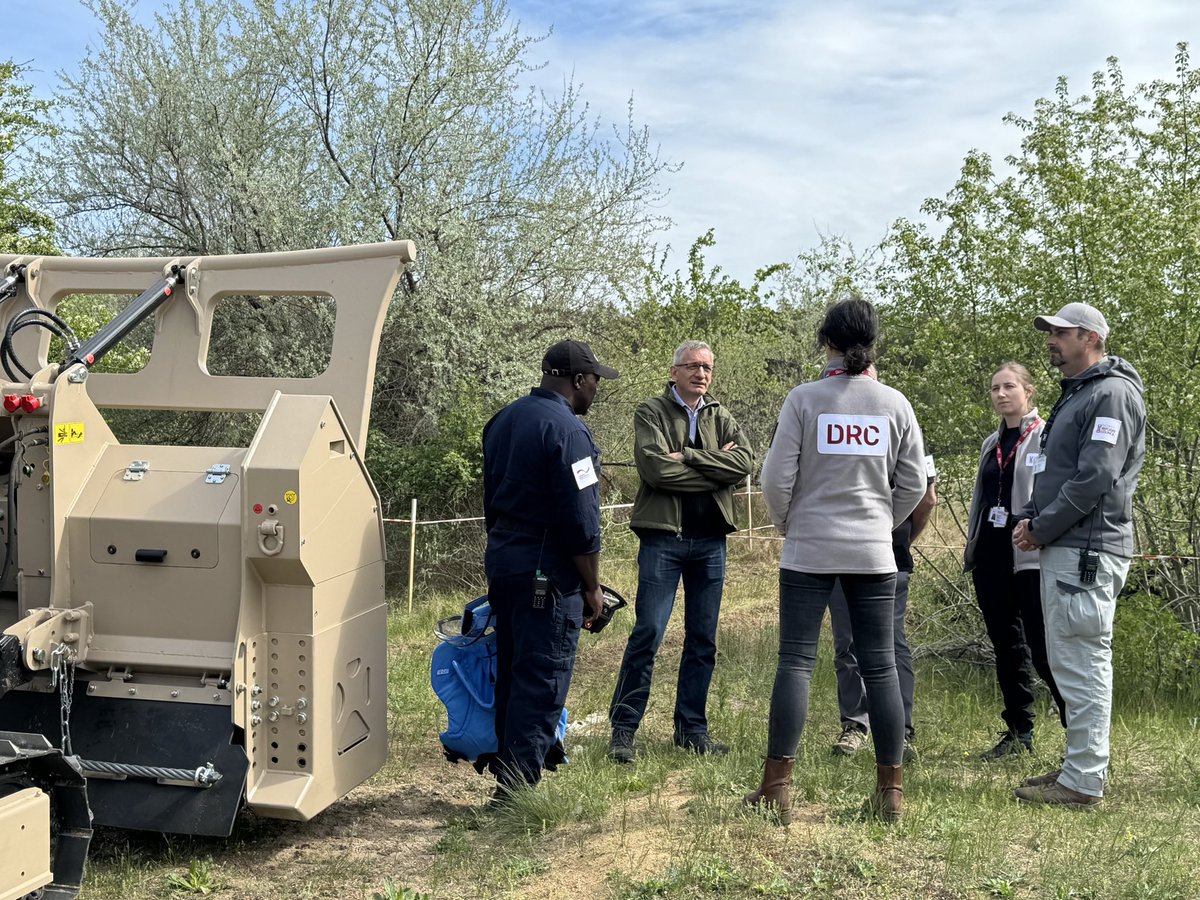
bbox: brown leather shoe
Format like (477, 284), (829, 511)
(743, 756), (794, 824)
(1020, 769), (1062, 788)
(1014, 780), (1101, 808)
(873, 763), (903, 823)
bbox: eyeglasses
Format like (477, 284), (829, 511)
(675, 362), (714, 373)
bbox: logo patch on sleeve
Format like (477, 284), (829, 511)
(817, 414), (889, 456)
(1091, 417), (1122, 445)
(572, 456), (598, 489)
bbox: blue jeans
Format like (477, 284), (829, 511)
(767, 569), (904, 764)
(829, 571), (915, 739)
(609, 532), (727, 738)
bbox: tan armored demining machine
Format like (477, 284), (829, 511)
(0, 241), (416, 899)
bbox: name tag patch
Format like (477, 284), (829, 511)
(1091, 416), (1122, 445)
(817, 414), (889, 456)
(572, 456), (598, 490)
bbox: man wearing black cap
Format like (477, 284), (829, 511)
(608, 340), (753, 762)
(1011, 302), (1145, 808)
(481, 339), (618, 796)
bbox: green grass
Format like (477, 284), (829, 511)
(80, 538), (1200, 898)
(164, 859), (222, 895)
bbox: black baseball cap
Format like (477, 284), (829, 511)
(542, 339), (619, 380)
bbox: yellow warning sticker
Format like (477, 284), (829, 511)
(54, 422), (86, 445)
(284, 490), (298, 505)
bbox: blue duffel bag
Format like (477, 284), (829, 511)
(432, 595), (568, 772)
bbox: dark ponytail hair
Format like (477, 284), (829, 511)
(817, 295), (878, 375)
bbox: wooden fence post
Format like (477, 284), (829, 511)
(407, 497), (418, 613)
(745, 477), (753, 545)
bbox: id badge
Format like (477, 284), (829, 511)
(1027, 452), (1046, 474)
(988, 506), (1009, 527)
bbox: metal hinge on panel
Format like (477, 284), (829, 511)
(205, 464), (231, 484)
(124, 460), (149, 481)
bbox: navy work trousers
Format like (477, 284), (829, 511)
(487, 572), (583, 788)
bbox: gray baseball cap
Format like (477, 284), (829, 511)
(1034, 302), (1109, 340)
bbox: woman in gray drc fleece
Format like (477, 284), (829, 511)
(744, 297), (927, 824)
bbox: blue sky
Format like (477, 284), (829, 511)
(11, 0), (1200, 279)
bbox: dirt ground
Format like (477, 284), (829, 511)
(85, 755), (688, 899)
(85, 712), (710, 900)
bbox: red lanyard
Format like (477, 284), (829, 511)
(824, 368), (877, 380)
(995, 418), (1040, 504)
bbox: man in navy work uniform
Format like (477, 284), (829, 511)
(482, 339), (617, 795)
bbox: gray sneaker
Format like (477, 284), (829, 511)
(832, 725), (869, 756)
(902, 739), (918, 764)
(609, 729), (636, 764)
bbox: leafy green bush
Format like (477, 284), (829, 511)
(1114, 590), (1200, 701)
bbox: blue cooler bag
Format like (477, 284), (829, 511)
(432, 595), (568, 773)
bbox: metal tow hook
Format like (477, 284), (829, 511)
(257, 519), (284, 556)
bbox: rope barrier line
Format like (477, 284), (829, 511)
(392, 488), (1198, 608)
(385, 515), (485, 525)
(383, 515), (1200, 561)
(384, 501), (636, 526)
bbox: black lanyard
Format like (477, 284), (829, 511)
(1040, 382), (1088, 450)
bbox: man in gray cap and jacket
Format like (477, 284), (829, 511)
(1012, 302), (1145, 808)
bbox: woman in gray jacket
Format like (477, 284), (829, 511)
(746, 297), (927, 824)
(964, 363), (1065, 758)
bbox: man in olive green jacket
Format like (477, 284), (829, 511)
(609, 340), (753, 762)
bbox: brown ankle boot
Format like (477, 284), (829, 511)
(873, 763), (903, 823)
(743, 756), (794, 824)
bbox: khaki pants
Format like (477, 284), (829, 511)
(1038, 545), (1130, 798)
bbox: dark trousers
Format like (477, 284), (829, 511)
(829, 571), (915, 739)
(973, 565), (1066, 734)
(767, 569), (904, 765)
(609, 532), (727, 738)
(487, 572), (583, 788)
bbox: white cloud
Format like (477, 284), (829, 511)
(514, 0), (1200, 278)
(14, 0), (1200, 279)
